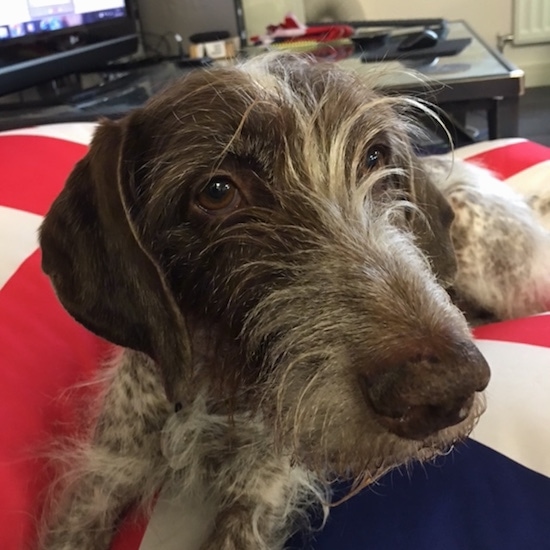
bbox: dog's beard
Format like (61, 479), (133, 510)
(255, 346), (485, 484)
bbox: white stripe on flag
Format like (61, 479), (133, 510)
(503, 159), (550, 196)
(455, 138), (526, 159)
(0, 206), (42, 290)
(0, 123), (96, 145)
(471, 339), (550, 478)
(138, 484), (215, 550)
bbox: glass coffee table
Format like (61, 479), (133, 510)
(335, 20), (525, 140)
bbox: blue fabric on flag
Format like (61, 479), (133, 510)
(289, 440), (550, 549)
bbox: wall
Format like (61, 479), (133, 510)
(136, 0), (550, 86)
(242, 0), (305, 40)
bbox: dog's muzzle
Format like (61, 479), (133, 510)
(359, 340), (490, 440)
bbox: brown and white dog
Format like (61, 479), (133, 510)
(39, 54), (490, 549)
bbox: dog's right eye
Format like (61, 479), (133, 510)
(364, 145), (388, 171)
(196, 178), (242, 213)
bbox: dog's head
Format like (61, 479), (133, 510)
(40, 54), (489, 480)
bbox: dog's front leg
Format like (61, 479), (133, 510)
(162, 409), (313, 550)
(205, 449), (317, 549)
(199, 469), (305, 550)
(41, 351), (171, 550)
(200, 498), (285, 550)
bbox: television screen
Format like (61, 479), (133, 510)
(0, 0), (138, 95)
(0, 1), (128, 40)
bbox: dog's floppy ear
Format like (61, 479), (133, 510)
(40, 116), (190, 403)
(410, 162), (458, 288)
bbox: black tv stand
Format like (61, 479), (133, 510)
(0, 70), (141, 110)
(0, 60), (195, 131)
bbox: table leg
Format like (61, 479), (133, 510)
(487, 97), (520, 139)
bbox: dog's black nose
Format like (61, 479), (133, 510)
(360, 341), (490, 440)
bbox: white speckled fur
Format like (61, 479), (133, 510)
(424, 156), (550, 320)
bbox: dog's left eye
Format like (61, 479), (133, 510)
(364, 146), (387, 170)
(196, 178), (242, 213)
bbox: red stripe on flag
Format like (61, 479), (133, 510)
(0, 135), (87, 216)
(0, 250), (110, 549)
(474, 315), (550, 349)
(464, 141), (550, 180)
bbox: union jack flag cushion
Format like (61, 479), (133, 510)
(1, 127), (549, 550)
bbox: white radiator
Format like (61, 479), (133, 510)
(514, 0), (550, 44)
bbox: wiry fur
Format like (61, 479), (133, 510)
(424, 156), (550, 321)
(38, 54), (490, 550)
